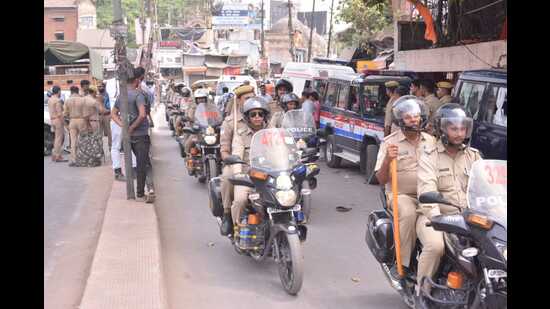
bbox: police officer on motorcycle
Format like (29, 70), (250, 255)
(374, 95), (435, 281)
(175, 87), (192, 136)
(184, 89), (209, 155)
(230, 97), (270, 229)
(271, 79), (293, 115)
(269, 93), (301, 128)
(416, 103), (481, 299)
(219, 85), (256, 235)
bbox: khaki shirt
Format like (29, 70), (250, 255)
(268, 99), (283, 117)
(83, 95), (104, 120)
(268, 111), (284, 128)
(63, 94), (86, 118)
(375, 130), (436, 196)
(384, 96), (397, 128)
(186, 102), (197, 122)
(424, 94), (443, 121)
(439, 95), (453, 104)
(417, 140), (482, 218)
(48, 96), (63, 120)
(220, 112), (247, 158)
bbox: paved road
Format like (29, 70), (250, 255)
(152, 106), (407, 309)
(44, 150), (112, 309)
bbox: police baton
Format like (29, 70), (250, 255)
(390, 158), (404, 277)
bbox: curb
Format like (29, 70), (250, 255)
(78, 177), (168, 309)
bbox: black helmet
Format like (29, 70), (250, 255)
(280, 93), (301, 112)
(275, 79), (293, 93)
(243, 97), (270, 124)
(434, 103), (473, 147)
(181, 87), (191, 97)
(392, 95), (428, 132)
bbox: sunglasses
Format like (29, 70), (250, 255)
(249, 111), (265, 118)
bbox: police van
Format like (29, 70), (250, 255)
(317, 71), (413, 181)
(281, 62), (355, 96)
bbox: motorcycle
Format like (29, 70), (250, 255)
(365, 160), (507, 308)
(281, 109), (320, 220)
(208, 128), (320, 295)
(183, 103), (223, 183)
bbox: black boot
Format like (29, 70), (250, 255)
(220, 212), (233, 236)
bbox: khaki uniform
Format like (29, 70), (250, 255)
(268, 111), (284, 128)
(416, 141), (481, 281)
(64, 94), (88, 163)
(83, 95), (104, 132)
(424, 94), (443, 122)
(48, 96), (65, 157)
(231, 124), (263, 225)
(98, 96), (112, 148)
(220, 112), (248, 212)
(374, 130), (436, 267)
(183, 102), (199, 154)
(384, 96), (400, 136)
(439, 95), (453, 104)
(268, 99), (283, 119)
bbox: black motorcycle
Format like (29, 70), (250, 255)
(183, 103), (223, 183)
(208, 128), (320, 295)
(281, 109), (320, 220)
(365, 160), (507, 308)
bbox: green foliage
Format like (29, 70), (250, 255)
(336, 0), (393, 46)
(96, 0), (188, 47)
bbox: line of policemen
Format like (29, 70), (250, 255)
(165, 77), (479, 301)
(47, 80), (111, 165)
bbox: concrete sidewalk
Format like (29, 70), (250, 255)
(78, 175), (167, 309)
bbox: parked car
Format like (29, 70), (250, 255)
(453, 69), (507, 159)
(317, 71), (413, 182)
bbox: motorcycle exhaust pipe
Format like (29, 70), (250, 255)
(301, 189), (312, 220)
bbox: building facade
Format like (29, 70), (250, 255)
(44, 0), (78, 42)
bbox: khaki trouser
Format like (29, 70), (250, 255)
(231, 185), (252, 225)
(220, 165), (234, 211)
(101, 115), (112, 148)
(389, 194), (419, 268)
(52, 118), (65, 157)
(69, 119), (88, 163)
(416, 214), (445, 283)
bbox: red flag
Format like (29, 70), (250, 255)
(499, 17), (507, 40)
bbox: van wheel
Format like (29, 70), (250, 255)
(366, 144), (379, 185)
(325, 135), (341, 168)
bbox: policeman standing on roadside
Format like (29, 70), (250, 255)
(48, 86), (68, 162)
(383, 80), (400, 137)
(419, 79), (442, 134)
(219, 85), (256, 235)
(436, 81), (454, 104)
(84, 86), (106, 132)
(64, 85), (87, 166)
(416, 103), (481, 299)
(374, 95), (434, 281)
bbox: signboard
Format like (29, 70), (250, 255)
(159, 41), (181, 48)
(212, 0), (271, 30)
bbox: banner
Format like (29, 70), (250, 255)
(212, 0), (270, 30)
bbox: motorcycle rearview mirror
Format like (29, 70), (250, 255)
(223, 155), (247, 166)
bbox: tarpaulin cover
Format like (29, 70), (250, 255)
(160, 28), (206, 41)
(44, 40), (104, 80)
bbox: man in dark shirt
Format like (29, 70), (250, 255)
(111, 68), (154, 202)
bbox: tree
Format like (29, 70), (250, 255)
(96, 0), (188, 47)
(336, 0), (392, 46)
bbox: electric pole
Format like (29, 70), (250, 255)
(288, 0), (295, 60)
(261, 0), (265, 57)
(307, 0), (316, 62)
(111, 0), (135, 199)
(327, 0), (335, 57)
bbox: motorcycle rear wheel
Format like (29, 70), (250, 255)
(276, 232), (304, 295)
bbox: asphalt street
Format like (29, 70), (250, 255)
(44, 147), (112, 309)
(152, 105), (407, 309)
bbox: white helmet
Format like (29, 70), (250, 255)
(194, 89), (209, 102)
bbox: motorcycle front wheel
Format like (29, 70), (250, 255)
(276, 232), (304, 295)
(207, 158), (218, 183)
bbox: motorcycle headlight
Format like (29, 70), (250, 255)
(276, 175), (293, 190)
(204, 135), (217, 145)
(296, 139), (307, 150)
(275, 190), (297, 207)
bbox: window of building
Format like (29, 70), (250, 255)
(52, 16), (65, 22)
(79, 15), (96, 29)
(54, 32), (64, 40)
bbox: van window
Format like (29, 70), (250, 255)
(480, 85), (507, 127)
(324, 82), (338, 107)
(315, 80), (328, 100)
(459, 82), (486, 119)
(348, 86), (361, 113)
(362, 84), (382, 115)
(336, 86), (349, 109)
